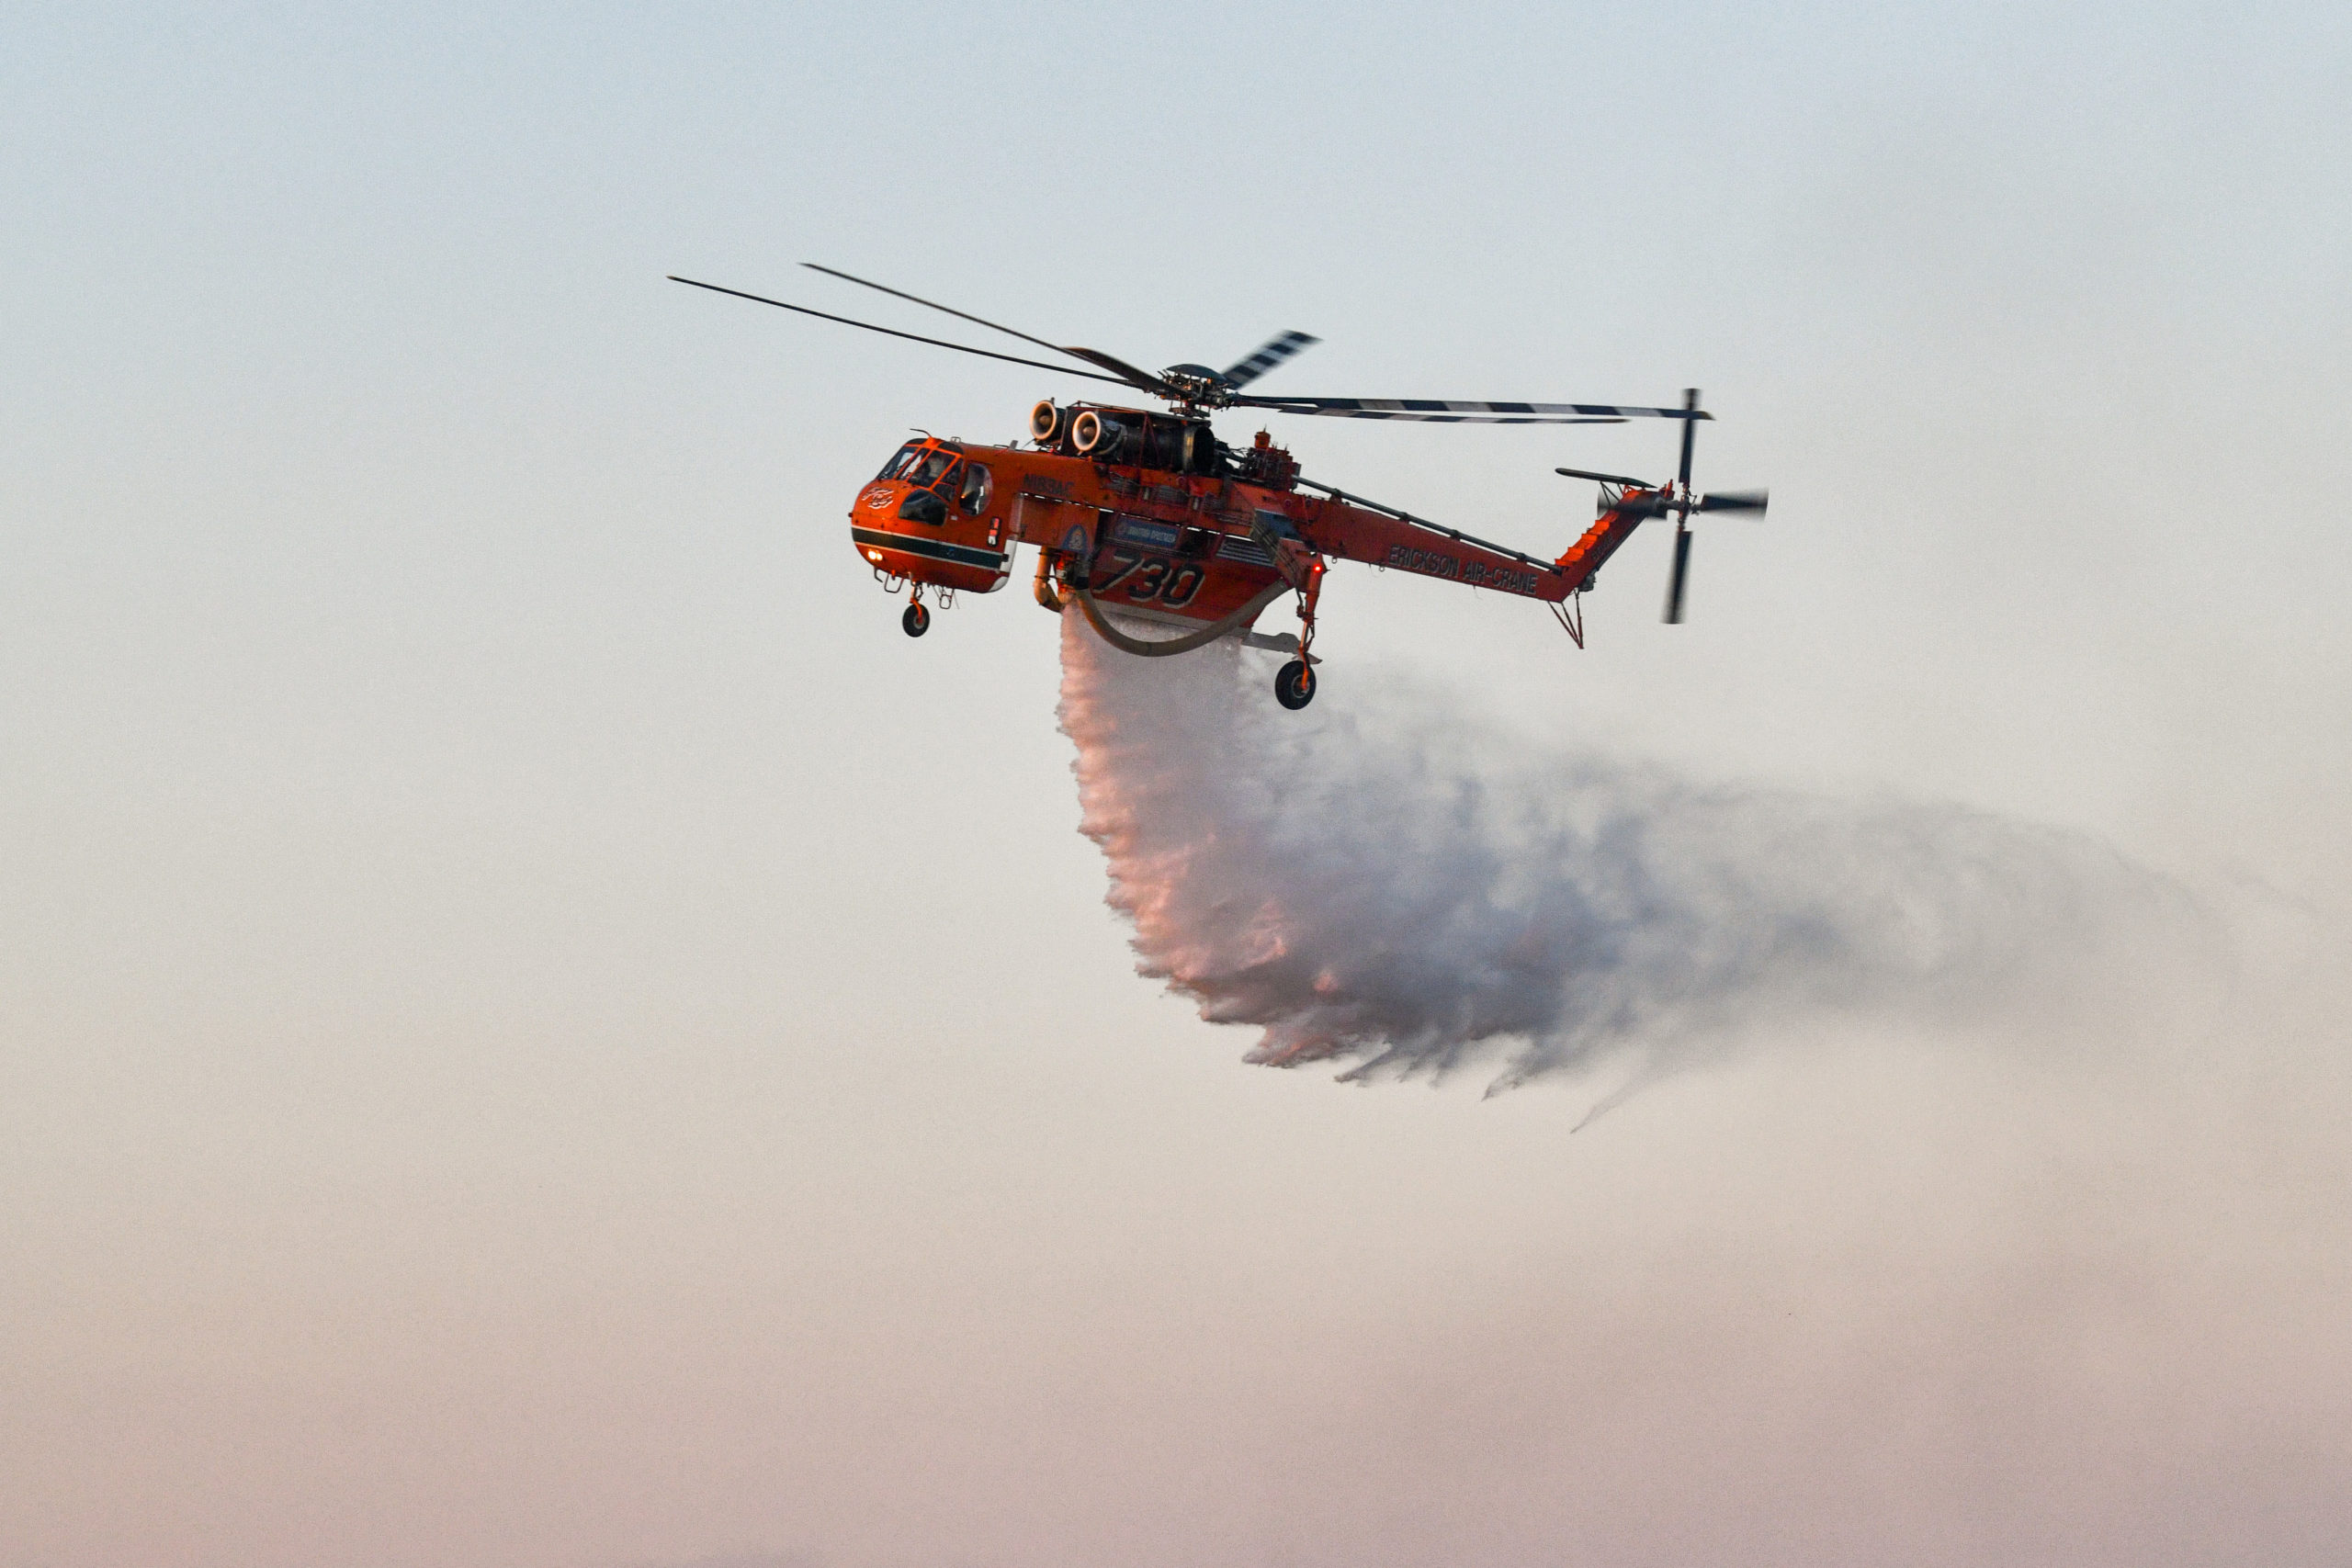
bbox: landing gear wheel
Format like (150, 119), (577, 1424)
(902, 602), (930, 637)
(1274, 660), (1317, 710)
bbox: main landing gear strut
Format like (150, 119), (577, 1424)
(1272, 563), (1325, 709)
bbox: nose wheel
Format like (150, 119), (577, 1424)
(1274, 660), (1317, 709)
(902, 602), (930, 637)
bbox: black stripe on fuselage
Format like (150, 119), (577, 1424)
(853, 527), (1007, 571)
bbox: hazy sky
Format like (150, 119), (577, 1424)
(6, 5), (2349, 1566)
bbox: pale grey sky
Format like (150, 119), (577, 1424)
(5, 5), (2348, 1566)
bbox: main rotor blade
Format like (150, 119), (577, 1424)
(667, 276), (1133, 388)
(804, 264), (1181, 399)
(1270, 413), (1636, 425)
(1061, 346), (1181, 398)
(1239, 395), (1708, 422)
(801, 262), (1087, 366)
(1245, 405), (1627, 425)
(1695, 488), (1769, 514)
(1663, 525), (1694, 624)
(1221, 330), (1319, 389)
(1555, 465), (1657, 488)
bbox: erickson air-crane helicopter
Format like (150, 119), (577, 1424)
(671, 265), (1767, 709)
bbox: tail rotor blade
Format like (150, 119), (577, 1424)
(1676, 388), (1701, 492)
(1695, 488), (1769, 514)
(1663, 525), (1693, 624)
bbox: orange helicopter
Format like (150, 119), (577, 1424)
(671, 265), (1767, 708)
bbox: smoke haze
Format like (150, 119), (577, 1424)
(10, 5), (2350, 1565)
(1060, 610), (2222, 1098)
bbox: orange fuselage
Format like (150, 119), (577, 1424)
(845, 409), (1664, 635)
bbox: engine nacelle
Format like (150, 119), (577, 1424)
(1070, 408), (1126, 458)
(1029, 400), (1062, 446)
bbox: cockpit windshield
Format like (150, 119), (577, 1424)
(875, 442), (925, 482)
(910, 449), (956, 489)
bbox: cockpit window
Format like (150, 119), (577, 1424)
(957, 462), (991, 514)
(910, 449), (956, 489)
(876, 442), (924, 482)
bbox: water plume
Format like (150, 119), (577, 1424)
(1057, 611), (2218, 1096)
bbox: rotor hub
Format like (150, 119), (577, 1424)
(1156, 364), (1234, 408)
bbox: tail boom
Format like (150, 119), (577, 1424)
(1301, 491), (1568, 602)
(1554, 489), (1666, 593)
